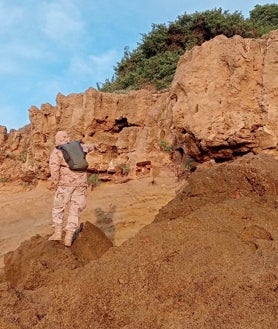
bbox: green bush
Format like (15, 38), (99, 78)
(98, 5), (278, 93)
(88, 174), (100, 187)
(121, 164), (130, 175)
(249, 4), (278, 35)
(0, 177), (10, 183)
(159, 140), (173, 152)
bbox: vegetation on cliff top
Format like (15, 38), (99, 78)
(98, 4), (278, 92)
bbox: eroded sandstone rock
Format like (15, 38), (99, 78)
(0, 31), (277, 183)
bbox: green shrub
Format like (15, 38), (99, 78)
(88, 174), (100, 187)
(0, 177), (10, 183)
(183, 159), (193, 172)
(122, 164), (130, 175)
(159, 140), (173, 152)
(19, 152), (27, 162)
(98, 5), (278, 93)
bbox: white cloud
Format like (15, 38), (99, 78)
(62, 50), (119, 90)
(70, 50), (118, 75)
(40, 0), (85, 47)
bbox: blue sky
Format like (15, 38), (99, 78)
(0, 0), (274, 131)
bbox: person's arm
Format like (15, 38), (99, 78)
(82, 143), (96, 154)
(48, 149), (62, 189)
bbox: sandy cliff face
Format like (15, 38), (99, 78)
(2, 153), (278, 329)
(0, 30), (277, 184)
(29, 88), (173, 180)
(0, 89), (173, 183)
(171, 30), (278, 161)
(0, 30), (278, 329)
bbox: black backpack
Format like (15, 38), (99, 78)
(56, 141), (89, 172)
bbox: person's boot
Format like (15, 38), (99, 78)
(48, 226), (63, 241)
(64, 230), (74, 247)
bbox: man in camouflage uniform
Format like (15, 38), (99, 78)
(48, 131), (95, 246)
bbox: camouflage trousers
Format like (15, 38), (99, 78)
(52, 186), (87, 232)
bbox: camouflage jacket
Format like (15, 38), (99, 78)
(49, 143), (95, 187)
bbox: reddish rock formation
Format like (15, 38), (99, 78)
(171, 30), (278, 161)
(0, 30), (278, 329)
(0, 31), (277, 185)
(1, 153), (278, 329)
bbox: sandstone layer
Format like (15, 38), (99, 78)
(1, 153), (278, 328)
(0, 31), (277, 184)
(0, 31), (278, 329)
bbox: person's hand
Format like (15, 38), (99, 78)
(48, 181), (57, 191)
